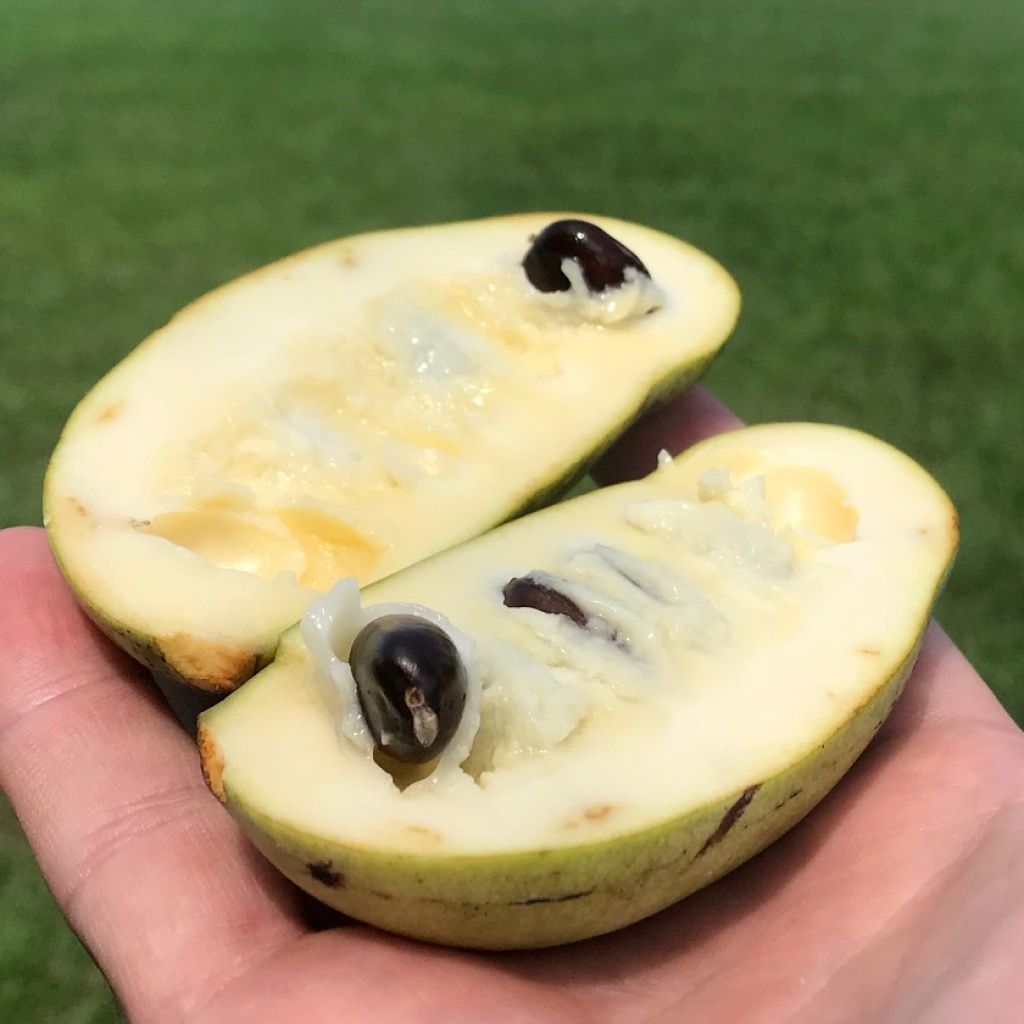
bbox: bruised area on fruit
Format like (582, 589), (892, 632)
(157, 634), (269, 694)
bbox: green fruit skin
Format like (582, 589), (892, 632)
(207, 641), (915, 950)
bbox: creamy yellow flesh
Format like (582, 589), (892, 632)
(45, 214), (738, 651)
(208, 424), (956, 856)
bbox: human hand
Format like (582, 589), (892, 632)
(2, 388), (1021, 1023)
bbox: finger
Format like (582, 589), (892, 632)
(0, 527), (305, 1022)
(592, 385), (742, 486)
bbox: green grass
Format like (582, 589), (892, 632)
(1, 0), (1022, 1017)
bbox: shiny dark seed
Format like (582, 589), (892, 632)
(349, 614), (467, 764)
(522, 219), (650, 294)
(503, 572), (630, 651)
(502, 573), (588, 626)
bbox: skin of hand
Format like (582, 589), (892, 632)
(1, 387), (1022, 1024)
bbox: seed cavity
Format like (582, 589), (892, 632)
(522, 219), (651, 294)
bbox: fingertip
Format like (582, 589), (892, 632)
(0, 524), (59, 586)
(0, 525), (86, 633)
(592, 386), (743, 486)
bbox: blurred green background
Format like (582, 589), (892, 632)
(2, 0), (1022, 1018)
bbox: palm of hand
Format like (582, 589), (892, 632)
(1, 392), (1021, 1023)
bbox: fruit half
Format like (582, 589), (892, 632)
(43, 214), (740, 717)
(198, 423), (958, 949)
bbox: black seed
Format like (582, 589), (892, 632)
(503, 572), (629, 651)
(502, 574), (588, 626)
(350, 614), (467, 765)
(522, 219), (651, 294)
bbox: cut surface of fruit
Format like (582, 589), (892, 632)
(199, 423), (957, 948)
(44, 213), (739, 696)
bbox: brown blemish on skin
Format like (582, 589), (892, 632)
(338, 247), (358, 268)
(158, 635), (265, 694)
(197, 722), (225, 801)
(697, 784), (761, 857)
(405, 825), (443, 845)
(509, 892), (593, 909)
(561, 804), (618, 830)
(773, 787), (804, 811)
(308, 861), (345, 888)
(583, 804), (617, 822)
(68, 497), (89, 519)
(96, 401), (124, 424)
(858, 646), (881, 656)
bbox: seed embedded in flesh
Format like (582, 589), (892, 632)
(503, 572), (629, 650)
(503, 573), (588, 625)
(349, 614), (468, 764)
(522, 219), (651, 294)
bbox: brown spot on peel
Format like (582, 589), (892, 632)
(858, 646), (881, 656)
(773, 787), (804, 811)
(308, 861), (345, 888)
(405, 825), (443, 845)
(697, 784), (760, 857)
(197, 722), (225, 801)
(511, 890), (592, 906)
(96, 401), (124, 424)
(561, 804), (618, 830)
(158, 635), (267, 694)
